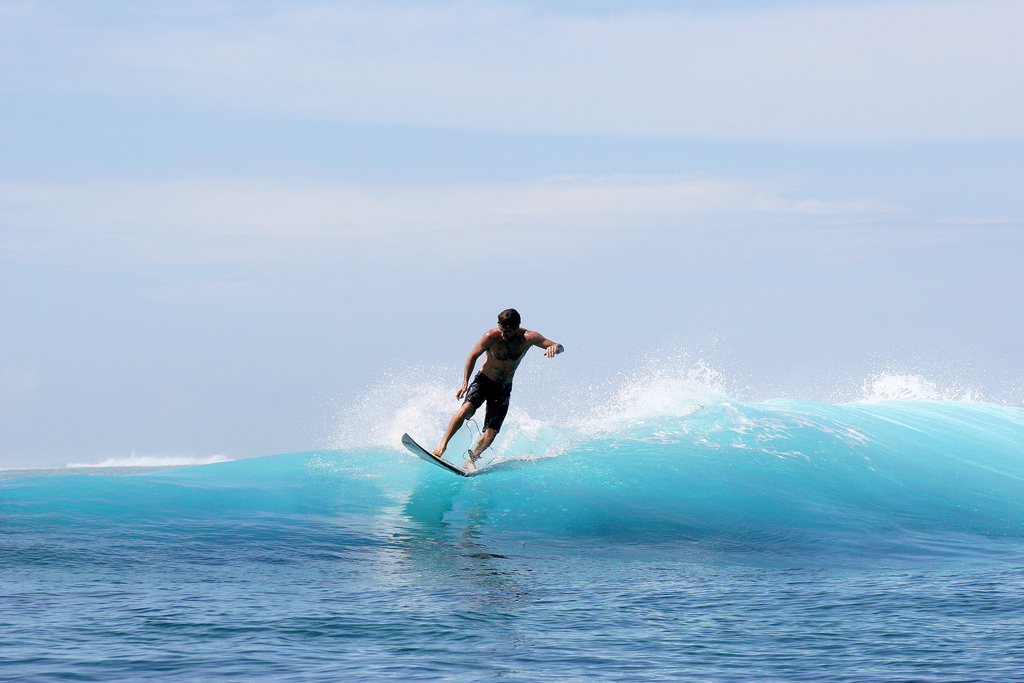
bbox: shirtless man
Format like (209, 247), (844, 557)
(433, 309), (563, 472)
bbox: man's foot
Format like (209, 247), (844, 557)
(431, 448), (445, 458)
(462, 451), (479, 473)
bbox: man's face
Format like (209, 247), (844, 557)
(499, 324), (517, 340)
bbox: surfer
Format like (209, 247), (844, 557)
(433, 309), (563, 472)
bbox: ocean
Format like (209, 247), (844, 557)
(4, 377), (1024, 681)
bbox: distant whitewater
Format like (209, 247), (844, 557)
(4, 368), (1024, 681)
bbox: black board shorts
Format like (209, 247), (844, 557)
(464, 372), (513, 432)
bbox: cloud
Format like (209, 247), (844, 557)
(7, 170), (1016, 276)
(4, 0), (1022, 142)
(1, 173), (894, 268)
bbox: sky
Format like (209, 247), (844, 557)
(1, 0), (1022, 467)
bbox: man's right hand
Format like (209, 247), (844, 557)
(456, 384), (468, 400)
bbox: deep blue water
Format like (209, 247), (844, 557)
(3, 398), (1024, 681)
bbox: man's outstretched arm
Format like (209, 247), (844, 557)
(528, 332), (564, 358)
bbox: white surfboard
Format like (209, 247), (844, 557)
(401, 433), (470, 477)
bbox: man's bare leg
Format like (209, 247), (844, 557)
(434, 403), (475, 457)
(463, 428), (497, 472)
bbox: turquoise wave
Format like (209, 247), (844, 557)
(4, 400), (1024, 558)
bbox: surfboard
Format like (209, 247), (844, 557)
(401, 433), (470, 477)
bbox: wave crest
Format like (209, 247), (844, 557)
(859, 372), (981, 402)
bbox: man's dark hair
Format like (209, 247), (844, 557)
(498, 309), (521, 329)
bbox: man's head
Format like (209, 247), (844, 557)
(497, 309), (521, 337)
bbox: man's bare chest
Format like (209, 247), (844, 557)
(490, 340), (528, 362)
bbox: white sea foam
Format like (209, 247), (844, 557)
(586, 359), (729, 429)
(322, 366), (458, 451)
(858, 372), (980, 403)
(323, 357), (732, 468)
(65, 454), (232, 468)
(322, 357), (1003, 477)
